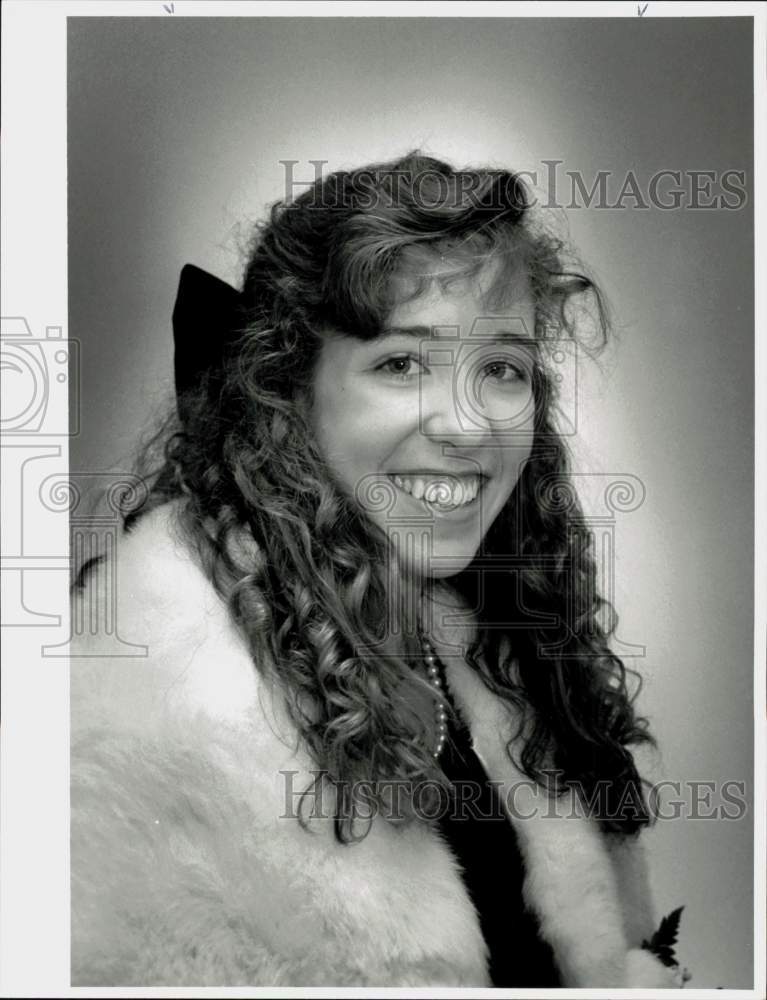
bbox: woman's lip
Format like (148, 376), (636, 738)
(386, 471), (490, 480)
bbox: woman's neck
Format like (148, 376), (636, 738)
(420, 579), (478, 661)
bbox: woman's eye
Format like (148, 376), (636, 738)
(376, 355), (423, 379)
(481, 360), (526, 383)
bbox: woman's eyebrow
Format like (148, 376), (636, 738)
(376, 324), (433, 340)
(378, 324), (534, 344)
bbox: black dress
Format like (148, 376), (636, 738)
(436, 710), (563, 988)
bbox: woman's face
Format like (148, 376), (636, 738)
(311, 258), (537, 579)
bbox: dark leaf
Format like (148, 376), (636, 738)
(641, 906), (685, 969)
(654, 906), (684, 949)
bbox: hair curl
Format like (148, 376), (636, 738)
(120, 151), (655, 841)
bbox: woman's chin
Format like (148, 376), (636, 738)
(398, 549), (478, 580)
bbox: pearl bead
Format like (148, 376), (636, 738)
(420, 633), (450, 758)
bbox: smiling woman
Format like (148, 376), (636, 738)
(70, 152), (683, 988)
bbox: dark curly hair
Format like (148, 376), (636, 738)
(120, 151), (655, 841)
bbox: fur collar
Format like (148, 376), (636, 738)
(70, 503), (677, 988)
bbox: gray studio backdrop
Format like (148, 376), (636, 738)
(68, 16), (754, 989)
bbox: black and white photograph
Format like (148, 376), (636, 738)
(1, 2), (764, 996)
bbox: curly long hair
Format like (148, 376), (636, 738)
(121, 152), (655, 841)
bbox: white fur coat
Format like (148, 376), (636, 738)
(70, 504), (678, 988)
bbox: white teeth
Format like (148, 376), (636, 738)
(389, 473), (482, 509)
(424, 481), (451, 505)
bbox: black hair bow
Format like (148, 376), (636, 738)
(172, 263), (245, 421)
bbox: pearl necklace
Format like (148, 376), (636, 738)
(421, 635), (449, 758)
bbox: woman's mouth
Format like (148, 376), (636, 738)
(388, 473), (485, 512)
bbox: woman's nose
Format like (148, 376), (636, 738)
(419, 370), (495, 445)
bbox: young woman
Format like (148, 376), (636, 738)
(70, 152), (683, 987)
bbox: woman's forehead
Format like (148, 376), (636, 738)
(386, 253), (535, 332)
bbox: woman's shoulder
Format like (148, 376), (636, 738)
(70, 500), (267, 736)
(68, 504), (326, 986)
(73, 499), (215, 629)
